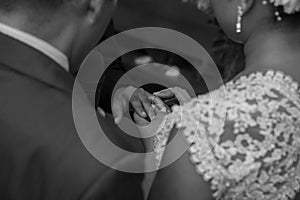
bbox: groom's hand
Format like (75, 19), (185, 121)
(112, 86), (160, 124)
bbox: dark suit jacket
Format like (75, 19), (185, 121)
(0, 33), (144, 200)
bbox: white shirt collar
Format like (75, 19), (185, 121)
(0, 22), (69, 71)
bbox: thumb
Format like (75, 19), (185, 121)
(111, 99), (126, 124)
(112, 106), (124, 124)
(97, 107), (106, 118)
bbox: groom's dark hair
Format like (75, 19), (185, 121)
(0, 0), (68, 12)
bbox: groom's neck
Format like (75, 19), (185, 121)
(0, 11), (76, 61)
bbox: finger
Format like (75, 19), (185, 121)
(153, 88), (175, 99)
(111, 98), (126, 124)
(153, 105), (162, 115)
(133, 112), (150, 127)
(97, 107), (106, 118)
(149, 96), (168, 112)
(138, 92), (155, 121)
(112, 90), (126, 124)
(130, 96), (147, 118)
(149, 96), (165, 110)
(112, 107), (123, 124)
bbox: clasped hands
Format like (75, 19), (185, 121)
(98, 86), (191, 128)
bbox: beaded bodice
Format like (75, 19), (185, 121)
(154, 70), (300, 200)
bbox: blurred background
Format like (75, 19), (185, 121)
(113, 0), (218, 54)
(111, 0), (244, 82)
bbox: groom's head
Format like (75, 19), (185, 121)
(0, 0), (117, 71)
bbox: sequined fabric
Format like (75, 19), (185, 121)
(154, 70), (300, 200)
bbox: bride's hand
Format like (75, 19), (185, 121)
(133, 107), (167, 150)
(154, 87), (191, 105)
(133, 103), (166, 127)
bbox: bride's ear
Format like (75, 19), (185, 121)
(86, 0), (105, 24)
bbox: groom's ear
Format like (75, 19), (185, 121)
(86, 0), (105, 24)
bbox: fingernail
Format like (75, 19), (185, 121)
(98, 108), (105, 117)
(114, 117), (120, 124)
(150, 114), (155, 121)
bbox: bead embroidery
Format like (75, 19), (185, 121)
(153, 70), (300, 200)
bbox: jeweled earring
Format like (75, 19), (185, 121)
(236, 5), (243, 33)
(275, 10), (282, 21)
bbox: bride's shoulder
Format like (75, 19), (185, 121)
(169, 70), (300, 200)
(189, 70), (300, 110)
(177, 70), (300, 122)
(227, 70), (299, 94)
(223, 70), (300, 115)
(166, 70), (300, 139)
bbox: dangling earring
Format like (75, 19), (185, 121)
(274, 10), (282, 21)
(236, 5), (243, 33)
(261, 0), (283, 21)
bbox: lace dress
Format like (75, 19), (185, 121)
(153, 70), (300, 200)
